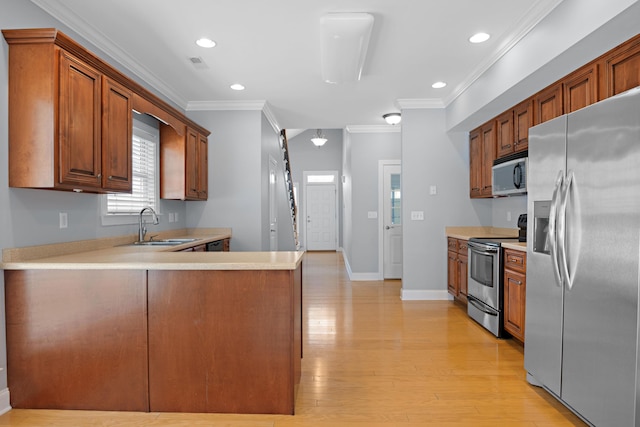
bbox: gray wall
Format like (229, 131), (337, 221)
(287, 128), (343, 249)
(400, 109), (488, 298)
(343, 130), (401, 275)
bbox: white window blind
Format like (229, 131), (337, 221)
(107, 130), (158, 214)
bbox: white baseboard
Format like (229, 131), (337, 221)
(401, 289), (452, 301)
(342, 253), (382, 281)
(0, 388), (11, 415)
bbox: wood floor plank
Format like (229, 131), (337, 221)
(0, 252), (586, 426)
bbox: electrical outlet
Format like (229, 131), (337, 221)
(59, 212), (68, 229)
(429, 185), (437, 195)
(168, 213), (175, 223)
(507, 211), (512, 221)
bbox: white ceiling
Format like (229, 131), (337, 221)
(32, 0), (563, 130)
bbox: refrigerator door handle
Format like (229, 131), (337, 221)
(558, 170), (574, 290)
(548, 171), (564, 287)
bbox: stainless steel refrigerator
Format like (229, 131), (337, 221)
(525, 86), (640, 426)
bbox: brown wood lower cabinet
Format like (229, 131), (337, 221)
(147, 268), (302, 414)
(503, 248), (527, 342)
(5, 270), (149, 411)
(4, 265), (302, 415)
(447, 238), (468, 302)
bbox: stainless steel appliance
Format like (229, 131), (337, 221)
(467, 237), (519, 337)
(492, 153), (527, 196)
(525, 87), (640, 426)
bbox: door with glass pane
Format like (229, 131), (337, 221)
(383, 164), (402, 278)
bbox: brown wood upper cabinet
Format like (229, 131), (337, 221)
(469, 122), (496, 198)
(496, 98), (533, 159)
(563, 63), (599, 113)
(535, 83), (563, 125)
(3, 28), (210, 196)
(4, 31), (132, 192)
(160, 125), (208, 201)
(601, 35), (640, 99)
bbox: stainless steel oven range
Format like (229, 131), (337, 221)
(466, 237), (520, 337)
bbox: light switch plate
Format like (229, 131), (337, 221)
(368, 211), (378, 219)
(59, 212), (68, 228)
(410, 211), (424, 220)
(429, 185), (437, 195)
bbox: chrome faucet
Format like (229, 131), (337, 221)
(138, 207), (159, 242)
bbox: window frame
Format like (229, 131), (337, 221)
(101, 119), (160, 226)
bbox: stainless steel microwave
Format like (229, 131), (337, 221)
(492, 156), (527, 196)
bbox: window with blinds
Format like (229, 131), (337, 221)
(106, 127), (158, 214)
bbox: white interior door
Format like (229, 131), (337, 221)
(269, 157), (278, 251)
(306, 184), (336, 251)
(383, 164), (402, 279)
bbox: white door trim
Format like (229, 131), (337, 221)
(378, 160), (401, 280)
(303, 170), (339, 251)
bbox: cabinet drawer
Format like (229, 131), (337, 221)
(447, 237), (458, 250)
(457, 239), (468, 254)
(504, 249), (526, 272)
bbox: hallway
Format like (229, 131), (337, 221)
(0, 252), (584, 426)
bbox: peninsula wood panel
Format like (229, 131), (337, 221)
(147, 267), (302, 414)
(4, 270), (149, 411)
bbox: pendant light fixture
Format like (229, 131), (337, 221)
(311, 129), (328, 147)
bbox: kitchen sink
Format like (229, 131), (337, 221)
(129, 238), (201, 246)
(132, 241), (183, 246)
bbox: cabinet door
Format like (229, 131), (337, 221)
(480, 122), (496, 197)
(458, 253), (468, 298)
(602, 35), (640, 98)
(496, 110), (514, 158)
(197, 134), (208, 200)
(185, 128), (199, 199)
(58, 50), (102, 189)
(447, 250), (458, 297)
(535, 83), (563, 124)
(564, 63), (598, 114)
(504, 269), (526, 342)
(102, 77), (133, 192)
(469, 129), (482, 198)
(513, 98), (533, 153)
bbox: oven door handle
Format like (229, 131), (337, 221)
(468, 298), (498, 316)
(467, 241), (499, 254)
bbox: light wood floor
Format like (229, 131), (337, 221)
(0, 251), (585, 426)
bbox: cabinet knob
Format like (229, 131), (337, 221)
(97, 173), (102, 178)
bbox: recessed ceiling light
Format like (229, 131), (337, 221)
(469, 32), (490, 43)
(196, 38), (216, 48)
(432, 81), (447, 89)
(230, 83), (245, 91)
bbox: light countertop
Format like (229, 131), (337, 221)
(1, 228), (304, 271)
(446, 226), (527, 252)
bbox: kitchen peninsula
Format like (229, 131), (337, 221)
(1, 229), (304, 415)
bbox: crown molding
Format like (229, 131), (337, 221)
(346, 125), (401, 134)
(31, 0), (189, 109)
